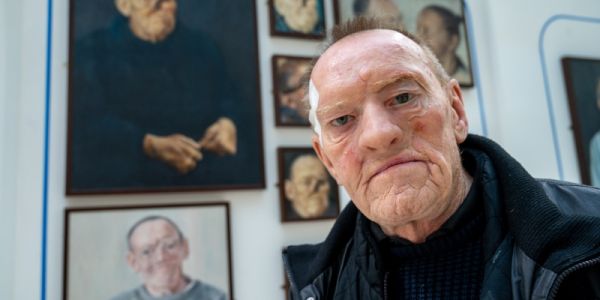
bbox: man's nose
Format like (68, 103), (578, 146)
(153, 247), (167, 262)
(357, 103), (403, 152)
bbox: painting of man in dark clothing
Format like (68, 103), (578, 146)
(67, 0), (264, 193)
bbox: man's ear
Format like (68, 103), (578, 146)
(115, 0), (133, 17)
(126, 251), (139, 272)
(284, 180), (295, 202)
(447, 79), (469, 143)
(181, 239), (190, 259)
(312, 135), (337, 179)
(449, 34), (460, 52)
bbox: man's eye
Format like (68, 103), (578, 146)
(394, 93), (412, 104)
(331, 115), (352, 127)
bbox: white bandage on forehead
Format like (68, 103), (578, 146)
(308, 80), (323, 144)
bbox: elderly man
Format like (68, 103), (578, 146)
(283, 18), (600, 299)
(70, 0), (250, 192)
(112, 216), (226, 300)
(284, 154), (334, 219)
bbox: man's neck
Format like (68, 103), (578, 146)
(381, 169), (473, 243)
(145, 274), (190, 297)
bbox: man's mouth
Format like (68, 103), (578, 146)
(368, 155), (422, 182)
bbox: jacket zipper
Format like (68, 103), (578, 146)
(383, 271), (389, 300)
(547, 256), (600, 299)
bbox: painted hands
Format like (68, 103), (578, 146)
(143, 117), (237, 174)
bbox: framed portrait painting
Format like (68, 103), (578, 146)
(562, 57), (600, 188)
(278, 147), (340, 222)
(269, 0), (326, 39)
(67, 0), (265, 194)
(272, 55), (312, 127)
(63, 202), (233, 300)
(334, 0), (474, 87)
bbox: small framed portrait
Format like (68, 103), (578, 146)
(269, 0), (326, 39)
(562, 57), (600, 188)
(278, 147), (340, 222)
(63, 203), (233, 300)
(272, 55), (312, 127)
(67, 0), (265, 194)
(333, 0), (474, 87)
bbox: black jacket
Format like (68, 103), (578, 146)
(283, 135), (600, 299)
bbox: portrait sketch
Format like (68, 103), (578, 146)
(272, 55), (312, 127)
(562, 57), (600, 188)
(63, 203), (233, 300)
(334, 0), (474, 86)
(269, 0), (326, 39)
(67, 0), (264, 194)
(278, 147), (340, 222)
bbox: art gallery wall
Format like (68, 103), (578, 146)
(0, 0), (599, 300)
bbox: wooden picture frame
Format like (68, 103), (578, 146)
(269, 0), (326, 39)
(334, 0), (474, 87)
(67, 0), (265, 194)
(562, 57), (600, 187)
(63, 202), (233, 300)
(277, 147), (340, 222)
(272, 55), (313, 127)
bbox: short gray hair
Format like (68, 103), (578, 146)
(126, 215), (185, 251)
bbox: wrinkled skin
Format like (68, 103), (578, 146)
(311, 29), (471, 243)
(285, 155), (331, 218)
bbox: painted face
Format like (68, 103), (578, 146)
(417, 9), (452, 58)
(285, 155), (331, 218)
(128, 0), (177, 42)
(365, 0), (403, 24)
(127, 219), (188, 289)
(311, 29), (468, 230)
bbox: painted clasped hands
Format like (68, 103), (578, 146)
(143, 117), (237, 174)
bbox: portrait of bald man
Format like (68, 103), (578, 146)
(64, 204), (232, 300)
(112, 216), (226, 300)
(279, 148), (340, 222)
(68, 0), (264, 193)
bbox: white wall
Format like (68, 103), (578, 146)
(0, 1), (17, 299)
(2, 0), (600, 299)
(482, 0), (600, 180)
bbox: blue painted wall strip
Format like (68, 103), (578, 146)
(463, 0), (488, 137)
(539, 14), (600, 181)
(42, 0), (53, 299)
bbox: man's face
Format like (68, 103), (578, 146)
(417, 9), (452, 58)
(127, 219), (188, 288)
(365, 0), (402, 24)
(128, 0), (177, 41)
(311, 29), (468, 229)
(285, 155), (331, 218)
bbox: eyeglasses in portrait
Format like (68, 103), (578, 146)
(278, 147), (340, 222)
(334, 0), (474, 87)
(63, 203), (233, 300)
(562, 57), (600, 188)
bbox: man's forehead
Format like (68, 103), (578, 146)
(318, 30), (421, 66)
(131, 219), (177, 241)
(312, 30), (426, 88)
